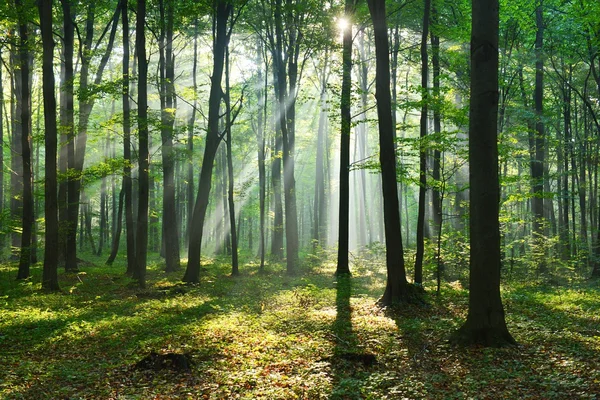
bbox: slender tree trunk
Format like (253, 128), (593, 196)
(256, 39), (267, 270)
(313, 49), (330, 251)
(187, 20), (199, 248)
(183, 1), (231, 283)
(532, 1), (545, 242)
(39, 0), (60, 291)
(225, 44), (239, 276)
(97, 140), (109, 256)
(134, 0), (149, 287)
(336, 0), (355, 276)
(159, 0), (181, 272)
(106, 188), (124, 265)
(270, 132), (284, 259)
(16, 0), (33, 280)
(414, 0), (430, 286)
(9, 39), (22, 258)
(0, 49), (4, 252)
(367, 0), (411, 305)
(430, 5), (442, 239)
(121, 0), (136, 274)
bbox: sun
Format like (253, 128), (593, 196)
(337, 17), (349, 32)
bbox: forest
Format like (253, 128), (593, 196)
(1, 0), (599, 398)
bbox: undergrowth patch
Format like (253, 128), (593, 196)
(0, 255), (599, 399)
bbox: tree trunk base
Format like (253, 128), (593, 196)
(450, 321), (516, 348)
(377, 283), (426, 307)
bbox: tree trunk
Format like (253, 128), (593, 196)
(336, 0), (355, 276)
(121, 0), (136, 275)
(39, 0), (60, 291)
(16, 0), (33, 280)
(450, 0), (515, 347)
(430, 5), (442, 240)
(0, 49), (4, 252)
(10, 36), (23, 258)
(159, 0), (181, 272)
(532, 1), (545, 242)
(134, 0), (149, 288)
(106, 188), (124, 265)
(225, 45), (239, 276)
(367, 0), (412, 305)
(183, 1), (231, 283)
(256, 39), (267, 271)
(187, 20), (199, 248)
(414, 0), (431, 286)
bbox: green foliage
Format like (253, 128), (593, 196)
(1, 255), (599, 398)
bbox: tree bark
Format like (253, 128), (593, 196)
(336, 0), (355, 276)
(183, 0), (231, 283)
(450, 0), (515, 347)
(121, 0), (136, 275)
(134, 0), (148, 288)
(367, 0), (412, 305)
(39, 0), (60, 291)
(16, 0), (33, 280)
(159, 0), (181, 272)
(414, 0), (431, 286)
(225, 44), (239, 276)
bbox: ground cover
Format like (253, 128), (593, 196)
(1, 254), (599, 399)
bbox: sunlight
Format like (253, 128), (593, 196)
(337, 17), (349, 33)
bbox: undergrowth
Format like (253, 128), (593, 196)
(0, 253), (599, 399)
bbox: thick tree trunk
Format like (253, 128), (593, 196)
(183, 1), (231, 283)
(367, 0), (412, 305)
(450, 0), (515, 347)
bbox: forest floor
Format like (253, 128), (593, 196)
(1, 253), (599, 399)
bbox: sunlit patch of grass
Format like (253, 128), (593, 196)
(1, 253), (600, 398)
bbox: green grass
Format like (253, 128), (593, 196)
(1, 254), (599, 399)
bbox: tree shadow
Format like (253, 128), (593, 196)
(326, 275), (377, 399)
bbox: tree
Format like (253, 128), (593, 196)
(336, 0), (356, 276)
(414, 0), (431, 286)
(39, 0), (60, 291)
(183, 0), (233, 283)
(450, 0), (515, 347)
(15, 0), (33, 280)
(134, 0), (149, 288)
(158, 0), (181, 273)
(367, 0), (414, 305)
